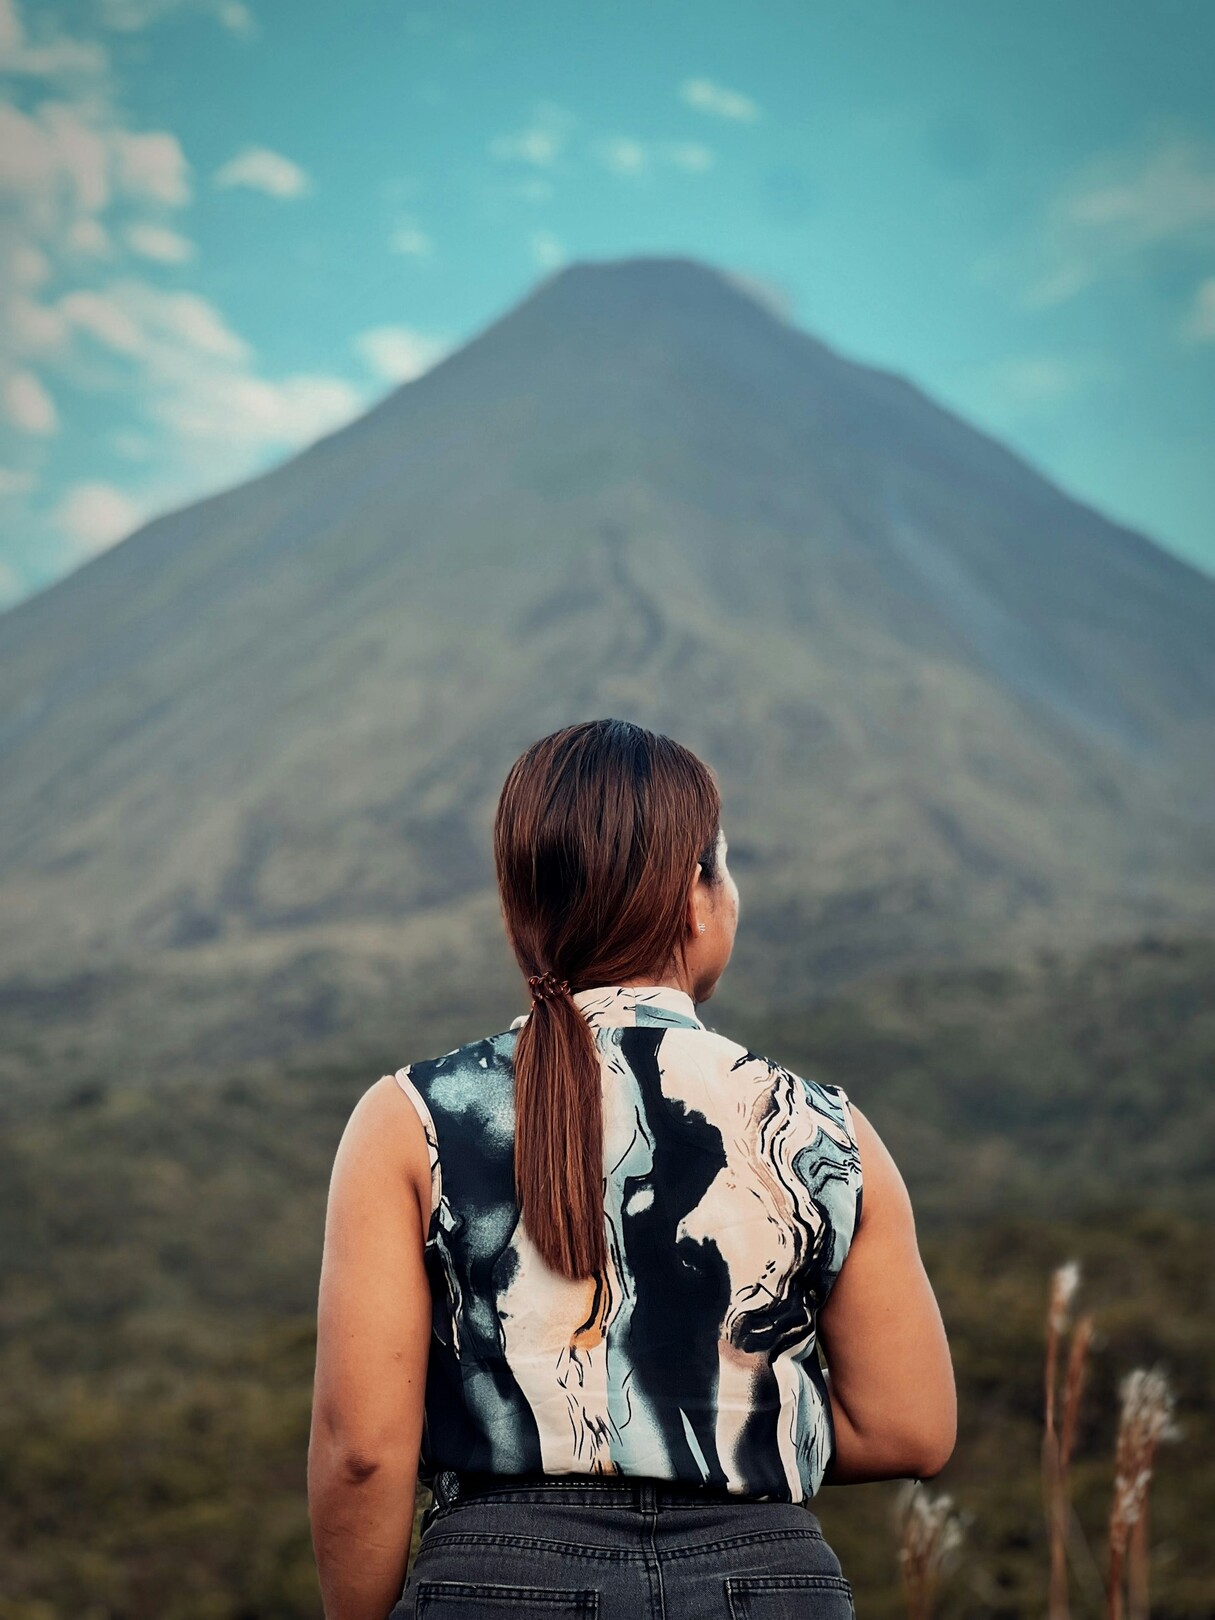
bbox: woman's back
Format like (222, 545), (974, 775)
(394, 983), (862, 1504)
(310, 720), (953, 1620)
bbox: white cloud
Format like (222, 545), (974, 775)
(98, 0), (163, 25)
(592, 137), (716, 179)
(597, 137), (648, 177)
(0, 466), (37, 496)
(489, 104), (573, 168)
(511, 177), (554, 203)
(3, 367), (58, 433)
(54, 279), (359, 456)
(58, 287), (145, 353)
(0, 29), (147, 445)
(987, 356), (1088, 404)
(0, 556), (24, 607)
(111, 427), (156, 459)
(113, 128), (191, 204)
(389, 221), (433, 258)
(216, 1), (256, 35)
(155, 370), (360, 448)
(0, 92), (188, 312)
(4, 292), (70, 357)
(1062, 140), (1215, 241)
(98, 0), (257, 33)
(28, 275), (362, 479)
(0, 0), (361, 568)
(125, 220), (194, 262)
(0, 99), (112, 221)
(0, 0), (107, 78)
(55, 480), (142, 556)
(664, 141), (714, 173)
(354, 325), (448, 383)
(722, 271), (793, 322)
(969, 352), (1117, 420)
(213, 145), (310, 198)
(66, 216), (113, 256)
(0, 9), (213, 477)
(530, 229), (566, 270)
(151, 290), (249, 358)
(58, 281), (249, 361)
(1021, 261), (1093, 310)
(680, 77), (760, 123)
(483, 176), (556, 214)
(1181, 276), (1215, 343)
(4, 288), (70, 358)
(1016, 136), (1215, 310)
(5, 240), (52, 285)
(491, 128), (562, 167)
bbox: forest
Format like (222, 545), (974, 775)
(1, 932), (1211, 1618)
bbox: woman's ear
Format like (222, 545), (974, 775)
(686, 858), (704, 936)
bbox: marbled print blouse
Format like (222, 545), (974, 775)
(389, 983), (863, 1504)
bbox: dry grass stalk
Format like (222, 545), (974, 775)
(1127, 1508), (1150, 1620)
(1045, 1260), (1081, 1442)
(1106, 1366), (1177, 1620)
(895, 1481), (965, 1620)
(1049, 1310), (1094, 1619)
(1059, 1314), (1094, 1473)
(1043, 1261), (1083, 1620)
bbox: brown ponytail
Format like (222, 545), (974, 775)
(493, 719), (721, 1280)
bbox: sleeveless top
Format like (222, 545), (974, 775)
(388, 983), (863, 1504)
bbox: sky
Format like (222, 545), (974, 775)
(1, 0), (1213, 610)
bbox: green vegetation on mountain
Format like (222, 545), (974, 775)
(1, 932), (1211, 1617)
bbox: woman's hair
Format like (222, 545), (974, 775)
(493, 718), (722, 1280)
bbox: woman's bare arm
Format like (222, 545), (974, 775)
(308, 1076), (433, 1620)
(817, 1101), (956, 1484)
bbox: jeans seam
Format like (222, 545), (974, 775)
(643, 1483), (664, 1620)
(415, 1582), (600, 1614)
(419, 1529), (647, 1563)
(725, 1574), (854, 1593)
(419, 1525), (828, 1566)
(660, 1527), (828, 1562)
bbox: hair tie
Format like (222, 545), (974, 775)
(528, 971), (572, 1004)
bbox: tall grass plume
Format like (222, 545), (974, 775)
(895, 1481), (965, 1620)
(1043, 1260), (1088, 1620)
(1106, 1366), (1177, 1620)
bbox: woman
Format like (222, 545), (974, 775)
(309, 718), (956, 1620)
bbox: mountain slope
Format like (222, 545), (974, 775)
(1, 257), (1213, 1067)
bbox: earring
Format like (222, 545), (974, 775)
(698, 922), (706, 934)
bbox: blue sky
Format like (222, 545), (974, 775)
(1, 0), (1213, 608)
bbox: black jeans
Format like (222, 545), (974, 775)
(388, 1471), (856, 1619)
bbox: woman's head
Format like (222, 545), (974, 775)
(493, 718), (738, 1279)
(494, 717), (737, 1004)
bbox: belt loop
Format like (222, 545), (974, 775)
(638, 1478), (657, 1513)
(434, 1468), (461, 1509)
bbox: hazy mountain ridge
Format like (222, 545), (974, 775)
(1, 257), (1213, 1072)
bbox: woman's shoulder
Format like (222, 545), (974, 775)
(398, 1022), (517, 1074)
(391, 1025), (518, 1118)
(665, 1022), (859, 1136)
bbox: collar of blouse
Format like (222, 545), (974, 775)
(509, 982), (706, 1033)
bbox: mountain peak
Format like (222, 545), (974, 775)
(532, 253), (782, 307)
(482, 254), (798, 353)
(388, 252), (831, 426)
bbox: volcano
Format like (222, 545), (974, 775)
(2, 257), (1213, 1080)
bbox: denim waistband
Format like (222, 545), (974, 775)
(430, 1467), (785, 1513)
